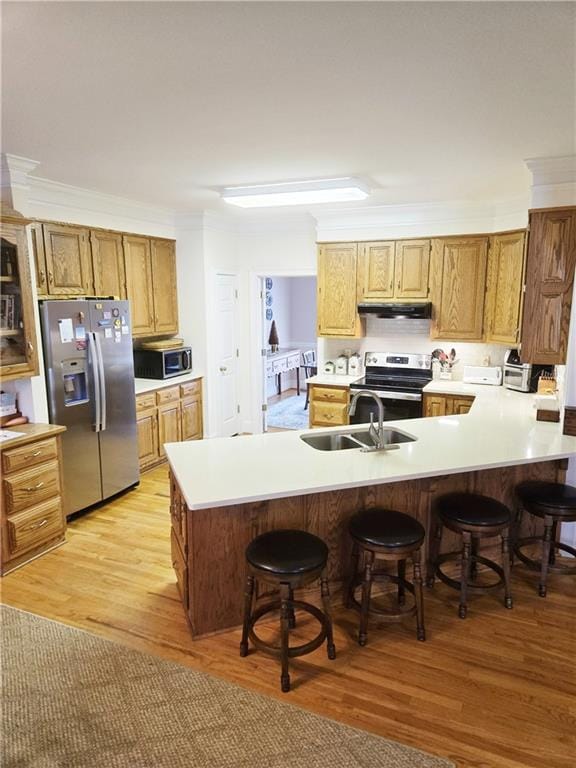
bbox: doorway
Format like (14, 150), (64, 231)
(260, 275), (317, 432)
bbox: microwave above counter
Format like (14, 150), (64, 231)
(134, 346), (192, 379)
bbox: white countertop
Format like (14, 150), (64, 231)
(134, 371), (202, 394)
(166, 383), (576, 510)
(306, 374), (363, 386)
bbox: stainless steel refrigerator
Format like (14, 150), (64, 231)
(40, 299), (139, 517)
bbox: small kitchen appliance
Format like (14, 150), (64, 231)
(349, 352), (432, 424)
(134, 346), (192, 379)
(463, 366), (502, 386)
(503, 349), (553, 393)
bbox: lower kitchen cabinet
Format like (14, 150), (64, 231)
(423, 392), (475, 417)
(136, 378), (203, 472)
(0, 425), (66, 576)
(309, 384), (350, 428)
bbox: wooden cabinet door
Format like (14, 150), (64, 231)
(520, 208), (576, 364)
(29, 222), (48, 296)
(42, 223), (92, 295)
(394, 239), (430, 298)
(317, 243), (362, 337)
(158, 402), (181, 458)
(485, 231), (526, 345)
(359, 241), (395, 299)
(423, 395), (446, 417)
(181, 396), (202, 440)
(430, 237), (488, 340)
(450, 396), (474, 415)
(136, 408), (159, 469)
(150, 239), (178, 334)
(124, 235), (155, 337)
(91, 231), (126, 299)
(0, 220), (40, 382)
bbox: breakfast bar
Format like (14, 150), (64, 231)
(166, 385), (576, 638)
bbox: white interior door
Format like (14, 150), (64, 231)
(215, 273), (240, 436)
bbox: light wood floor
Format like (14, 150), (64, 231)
(2, 465), (575, 768)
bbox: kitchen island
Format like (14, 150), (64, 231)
(165, 386), (576, 638)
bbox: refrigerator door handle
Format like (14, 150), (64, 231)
(93, 331), (107, 432)
(88, 332), (102, 432)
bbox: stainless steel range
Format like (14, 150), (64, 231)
(349, 352), (432, 424)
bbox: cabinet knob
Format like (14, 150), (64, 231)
(219, 366), (227, 373)
(48, 271), (54, 283)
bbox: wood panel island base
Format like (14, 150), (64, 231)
(170, 460), (563, 639)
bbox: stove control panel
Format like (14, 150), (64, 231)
(364, 352), (432, 370)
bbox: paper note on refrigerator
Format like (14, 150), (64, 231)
(58, 318), (74, 343)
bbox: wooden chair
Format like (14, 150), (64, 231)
(347, 508), (426, 645)
(513, 481), (576, 597)
(427, 493), (513, 618)
(240, 529), (336, 692)
(301, 349), (317, 410)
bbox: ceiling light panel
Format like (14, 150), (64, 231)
(221, 177), (369, 208)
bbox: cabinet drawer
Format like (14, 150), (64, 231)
(311, 386), (348, 404)
(7, 498), (64, 558)
(156, 386), (180, 405)
(310, 402), (349, 426)
(2, 438), (58, 475)
(136, 392), (156, 412)
(3, 461), (61, 514)
(180, 379), (201, 399)
(272, 358), (287, 374)
(287, 353), (301, 369)
(171, 529), (188, 609)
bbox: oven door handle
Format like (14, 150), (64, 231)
(350, 389), (422, 402)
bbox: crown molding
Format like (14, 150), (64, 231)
(314, 196), (528, 240)
(1, 154), (41, 187)
(525, 155), (576, 186)
(26, 175), (176, 235)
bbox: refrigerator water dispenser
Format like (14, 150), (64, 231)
(62, 359), (88, 405)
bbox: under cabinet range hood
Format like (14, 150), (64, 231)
(357, 302), (432, 319)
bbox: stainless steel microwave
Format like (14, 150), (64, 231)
(133, 347), (192, 379)
(503, 349), (553, 392)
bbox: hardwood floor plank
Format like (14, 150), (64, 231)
(2, 465), (575, 768)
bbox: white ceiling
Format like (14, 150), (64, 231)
(3, 2), (575, 212)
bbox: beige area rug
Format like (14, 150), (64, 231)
(1, 605), (454, 768)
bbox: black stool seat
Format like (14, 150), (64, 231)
(349, 509), (425, 548)
(437, 493), (512, 527)
(516, 482), (576, 516)
(246, 529), (328, 576)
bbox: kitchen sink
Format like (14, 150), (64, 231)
(300, 428), (417, 452)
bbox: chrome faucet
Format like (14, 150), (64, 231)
(348, 391), (387, 451)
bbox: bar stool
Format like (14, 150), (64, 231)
(239, 529), (336, 693)
(427, 493), (513, 618)
(347, 509), (426, 646)
(514, 482), (576, 597)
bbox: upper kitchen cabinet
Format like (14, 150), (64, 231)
(484, 231), (526, 346)
(41, 223), (93, 296)
(317, 243), (363, 337)
(124, 235), (155, 336)
(358, 241), (395, 299)
(520, 207), (576, 364)
(0, 208), (39, 381)
(430, 236), (488, 340)
(394, 239), (430, 299)
(91, 230), (126, 299)
(124, 235), (179, 338)
(150, 239), (178, 335)
(358, 239), (430, 301)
